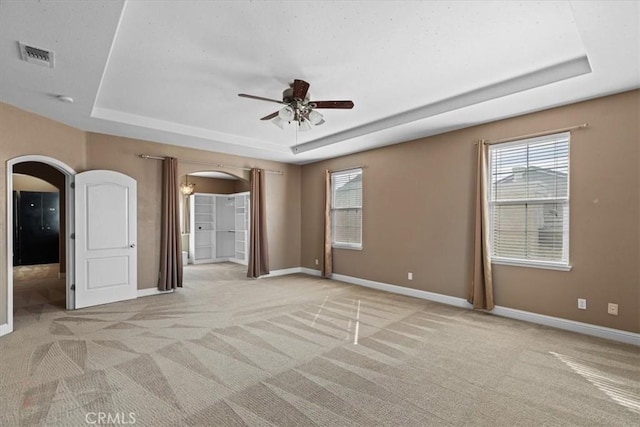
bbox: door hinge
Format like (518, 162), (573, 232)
(70, 182), (75, 189)
(71, 284), (75, 291)
(70, 233), (75, 239)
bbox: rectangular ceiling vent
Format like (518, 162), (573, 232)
(19, 42), (55, 68)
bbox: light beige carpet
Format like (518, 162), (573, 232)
(1, 262), (638, 426)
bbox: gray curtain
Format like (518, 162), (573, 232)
(247, 168), (270, 278)
(322, 169), (333, 277)
(468, 141), (494, 310)
(158, 157), (183, 290)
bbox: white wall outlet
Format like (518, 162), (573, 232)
(607, 303), (618, 316)
(315, 259), (319, 265)
(578, 298), (587, 310)
(408, 272), (413, 280)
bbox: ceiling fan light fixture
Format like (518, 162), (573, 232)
(238, 79), (354, 132)
(308, 110), (324, 125)
(271, 116), (286, 129)
(298, 118), (312, 132)
(278, 106), (295, 121)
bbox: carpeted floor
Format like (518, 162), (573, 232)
(1, 262), (638, 426)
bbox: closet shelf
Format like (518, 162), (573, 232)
(189, 192), (249, 265)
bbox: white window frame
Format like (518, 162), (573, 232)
(488, 132), (571, 271)
(331, 168), (363, 250)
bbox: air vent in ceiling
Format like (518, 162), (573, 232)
(19, 42), (55, 68)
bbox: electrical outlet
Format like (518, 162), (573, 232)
(408, 272), (413, 280)
(578, 298), (587, 310)
(607, 303), (618, 316)
(315, 259), (319, 265)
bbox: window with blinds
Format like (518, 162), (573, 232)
(488, 132), (569, 267)
(331, 168), (362, 249)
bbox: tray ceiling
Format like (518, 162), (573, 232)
(1, 1), (638, 164)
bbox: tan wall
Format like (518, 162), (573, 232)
(12, 174), (59, 192)
(301, 90), (640, 333)
(0, 102), (86, 325)
(184, 175), (238, 194)
(85, 133), (301, 290)
(234, 179), (250, 193)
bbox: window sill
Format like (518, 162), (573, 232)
(332, 244), (363, 251)
(491, 257), (572, 272)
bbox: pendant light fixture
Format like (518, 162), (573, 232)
(180, 175), (195, 196)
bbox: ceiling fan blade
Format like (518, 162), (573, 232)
(292, 79), (310, 100)
(238, 93), (285, 104)
(311, 100), (354, 109)
(260, 111), (279, 121)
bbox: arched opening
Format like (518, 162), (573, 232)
(4, 156), (76, 336)
(12, 163), (65, 278)
(180, 170), (250, 272)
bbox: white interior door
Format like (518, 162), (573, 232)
(75, 170), (137, 309)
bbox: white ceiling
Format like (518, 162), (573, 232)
(1, 1), (638, 164)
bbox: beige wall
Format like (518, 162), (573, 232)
(183, 175), (238, 194)
(0, 102), (86, 325)
(301, 90), (640, 333)
(235, 179), (250, 193)
(13, 174), (59, 192)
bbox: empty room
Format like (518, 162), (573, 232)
(0, 1), (638, 426)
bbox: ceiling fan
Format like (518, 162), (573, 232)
(238, 79), (354, 131)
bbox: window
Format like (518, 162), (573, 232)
(331, 168), (362, 249)
(488, 132), (570, 269)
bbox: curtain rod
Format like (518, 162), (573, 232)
(481, 123), (588, 145)
(139, 154), (283, 175)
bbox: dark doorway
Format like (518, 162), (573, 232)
(12, 162), (66, 276)
(13, 191), (60, 266)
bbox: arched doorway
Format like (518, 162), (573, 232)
(181, 171), (250, 267)
(13, 163), (64, 275)
(4, 156), (76, 336)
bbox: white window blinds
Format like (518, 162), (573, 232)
(331, 168), (362, 248)
(488, 132), (569, 265)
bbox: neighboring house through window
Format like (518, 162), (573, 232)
(331, 168), (362, 249)
(488, 132), (570, 269)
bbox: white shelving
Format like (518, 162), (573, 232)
(189, 192), (249, 265)
(191, 194), (215, 263)
(234, 193), (249, 265)
(216, 195), (235, 258)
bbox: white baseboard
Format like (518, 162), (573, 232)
(491, 306), (640, 346)
(298, 270), (639, 346)
(0, 322), (13, 337)
(137, 288), (174, 298)
(300, 267), (322, 277)
(262, 267), (323, 278)
(260, 267), (303, 278)
(331, 273), (473, 309)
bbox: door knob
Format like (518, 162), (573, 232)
(130, 244), (136, 248)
